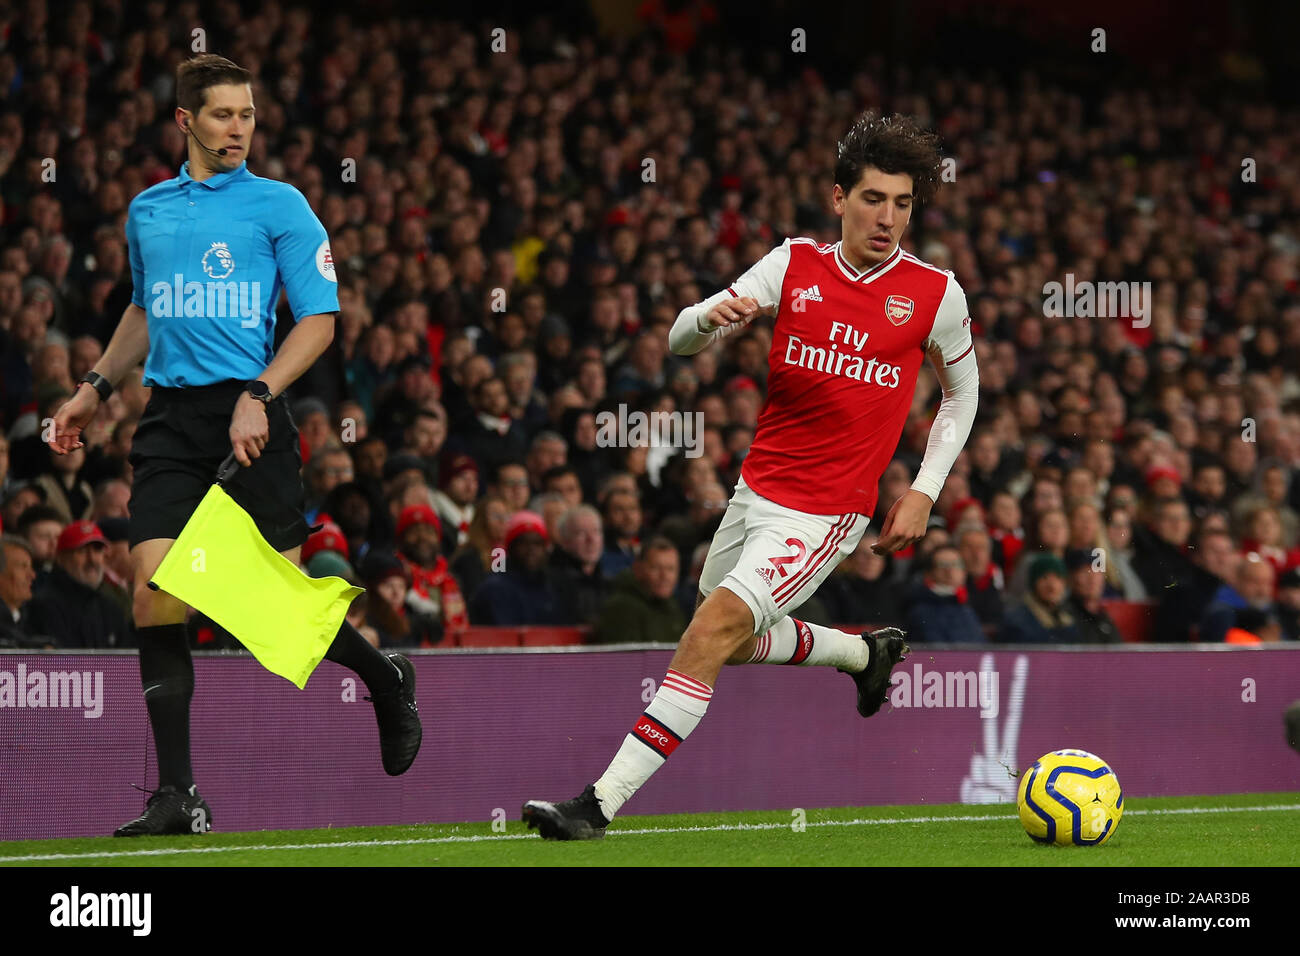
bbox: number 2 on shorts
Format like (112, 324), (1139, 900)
(768, 538), (807, 578)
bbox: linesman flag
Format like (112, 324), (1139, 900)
(149, 453), (362, 688)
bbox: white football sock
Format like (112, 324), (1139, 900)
(592, 669), (713, 820)
(747, 617), (869, 671)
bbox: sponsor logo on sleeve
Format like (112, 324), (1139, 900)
(316, 240), (336, 282)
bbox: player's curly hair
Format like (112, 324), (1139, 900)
(834, 111), (943, 205)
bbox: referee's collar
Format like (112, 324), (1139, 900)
(178, 160), (250, 190)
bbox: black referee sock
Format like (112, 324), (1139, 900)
(137, 623), (195, 792)
(324, 621), (401, 693)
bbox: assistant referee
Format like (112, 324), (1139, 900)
(51, 55), (422, 837)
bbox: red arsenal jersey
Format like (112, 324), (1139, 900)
(710, 238), (975, 516)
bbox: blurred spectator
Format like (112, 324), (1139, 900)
(998, 554), (1080, 644)
(957, 526), (1004, 637)
(293, 398), (335, 463)
(458, 376), (528, 473)
(17, 504), (62, 593)
(550, 505), (609, 627)
(1232, 462), (1298, 547)
(394, 504), (468, 641)
(1155, 528), (1238, 642)
(469, 511), (573, 626)
(903, 545), (985, 643)
(1099, 506), (1147, 599)
(96, 516), (132, 620)
(600, 487), (643, 578)
(541, 464), (584, 509)
(0, 534), (37, 647)
(25, 520), (131, 649)
(658, 480), (728, 570)
(2, 485), (45, 534)
(593, 536), (684, 645)
(1199, 554), (1276, 643)
(818, 533), (904, 629)
(32, 442), (93, 524)
(560, 407), (610, 502)
(1238, 504), (1300, 575)
(303, 446), (354, 524)
(491, 460), (532, 513)
(1132, 497), (1197, 596)
(986, 490), (1026, 579)
(449, 493), (510, 600)
(531, 491), (570, 543)
(966, 429), (1018, 506)
(1006, 507), (1069, 602)
(1188, 462), (1230, 521)
(525, 432), (567, 496)
(432, 454), (478, 548)
(357, 551), (439, 648)
(90, 478), (131, 521)
(319, 482), (379, 565)
(374, 355), (438, 448)
(1063, 550), (1122, 643)
(500, 352), (549, 438)
(402, 408), (448, 475)
(352, 434), (389, 491)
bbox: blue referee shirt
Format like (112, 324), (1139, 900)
(126, 161), (339, 388)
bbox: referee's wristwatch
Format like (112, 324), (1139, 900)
(244, 380), (274, 405)
(78, 370), (113, 402)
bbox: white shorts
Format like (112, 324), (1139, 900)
(698, 476), (870, 635)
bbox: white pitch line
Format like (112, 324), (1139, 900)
(1, 803), (1297, 864)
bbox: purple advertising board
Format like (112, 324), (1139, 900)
(2, 645), (1298, 841)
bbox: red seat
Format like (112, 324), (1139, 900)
(519, 627), (588, 647)
(455, 627), (523, 647)
(1099, 599), (1156, 643)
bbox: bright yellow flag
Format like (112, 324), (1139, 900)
(150, 485), (362, 689)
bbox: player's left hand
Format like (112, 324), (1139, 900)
(872, 489), (933, 554)
(229, 393), (269, 467)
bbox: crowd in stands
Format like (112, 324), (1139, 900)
(2, 2), (1299, 650)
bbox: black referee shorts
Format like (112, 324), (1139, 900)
(127, 380), (309, 552)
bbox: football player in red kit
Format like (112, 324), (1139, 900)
(524, 112), (979, 839)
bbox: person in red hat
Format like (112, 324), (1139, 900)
(394, 503), (467, 640)
(467, 510), (573, 626)
(1144, 464), (1183, 500)
(300, 520), (350, 567)
(24, 520), (131, 648)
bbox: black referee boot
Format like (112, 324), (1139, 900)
(365, 654), (423, 775)
(113, 785), (212, 837)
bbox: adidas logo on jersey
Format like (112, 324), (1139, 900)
(796, 285), (824, 302)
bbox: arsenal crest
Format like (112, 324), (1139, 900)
(885, 294), (914, 326)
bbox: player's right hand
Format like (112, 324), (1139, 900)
(705, 296), (762, 329)
(48, 384), (100, 454)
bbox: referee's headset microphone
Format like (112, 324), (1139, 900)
(184, 119), (228, 157)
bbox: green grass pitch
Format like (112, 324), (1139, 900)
(2, 793), (1296, 867)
